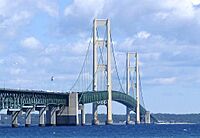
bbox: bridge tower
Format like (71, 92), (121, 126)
(92, 19), (113, 125)
(135, 53), (140, 124)
(126, 52), (140, 124)
(126, 53), (131, 124)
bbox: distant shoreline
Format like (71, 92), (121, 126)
(0, 113), (200, 125)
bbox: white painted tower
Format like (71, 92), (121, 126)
(126, 52), (141, 124)
(92, 18), (99, 125)
(135, 53), (140, 124)
(92, 19), (113, 125)
(126, 53), (131, 124)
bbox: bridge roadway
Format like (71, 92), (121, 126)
(79, 90), (146, 114)
(78, 90), (157, 122)
(0, 88), (156, 127)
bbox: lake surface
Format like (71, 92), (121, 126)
(0, 124), (200, 138)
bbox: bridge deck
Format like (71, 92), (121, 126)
(78, 90), (146, 115)
(0, 88), (68, 109)
(0, 88), (157, 122)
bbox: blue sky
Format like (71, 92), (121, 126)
(1, 0), (200, 114)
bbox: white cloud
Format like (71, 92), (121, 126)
(141, 52), (161, 61)
(118, 37), (135, 51)
(21, 37), (42, 49)
(160, 0), (196, 20)
(44, 38), (91, 56)
(117, 31), (151, 51)
(9, 79), (32, 85)
(0, 0), (12, 16)
(64, 0), (106, 18)
(150, 77), (177, 85)
(0, 10), (32, 36)
(191, 0), (200, 5)
(13, 56), (27, 65)
(44, 44), (59, 55)
(155, 12), (169, 20)
(36, 0), (58, 17)
(70, 40), (90, 55)
(0, 43), (5, 52)
(136, 31), (151, 39)
(37, 57), (52, 66)
(11, 11), (31, 23)
(0, 1), (32, 25)
(0, 0), (59, 37)
(0, 59), (4, 64)
(10, 68), (26, 75)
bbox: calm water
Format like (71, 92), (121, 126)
(0, 124), (200, 138)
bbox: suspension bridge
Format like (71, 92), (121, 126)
(0, 19), (157, 127)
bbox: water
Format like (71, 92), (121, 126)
(0, 124), (200, 138)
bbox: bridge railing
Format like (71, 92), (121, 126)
(0, 89), (68, 110)
(78, 90), (147, 115)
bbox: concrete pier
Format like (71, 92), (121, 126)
(80, 104), (85, 125)
(35, 106), (46, 127)
(22, 106), (34, 127)
(56, 93), (79, 126)
(46, 106), (59, 126)
(126, 108), (131, 125)
(145, 111), (151, 124)
(7, 109), (21, 128)
(92, 103), (99, 125)
(25, 110), (31, 127)
(68, 92), (79, 125)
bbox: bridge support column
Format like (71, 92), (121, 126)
(92, 103), (99, 125)
(56, 92), (79, 126)
(126, 53), (131, 125)
(81, 104), (85, 125)
(67, 92), (79, 125)
(36, 106), (46, 127)
(126, 53), (136, 125)
(92, 19), (99, 125)
(126, 108), (131, 125)
(25, 109), (32, 127)
(22, 106), (34, 127)
(136, 53), (140, 124)
(46, 106), (59, 126)
(7, 109), (21, 128)
(145, 111), (151, 124)
(106, 19), (113, 125)
(39, 107), (46, 127)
